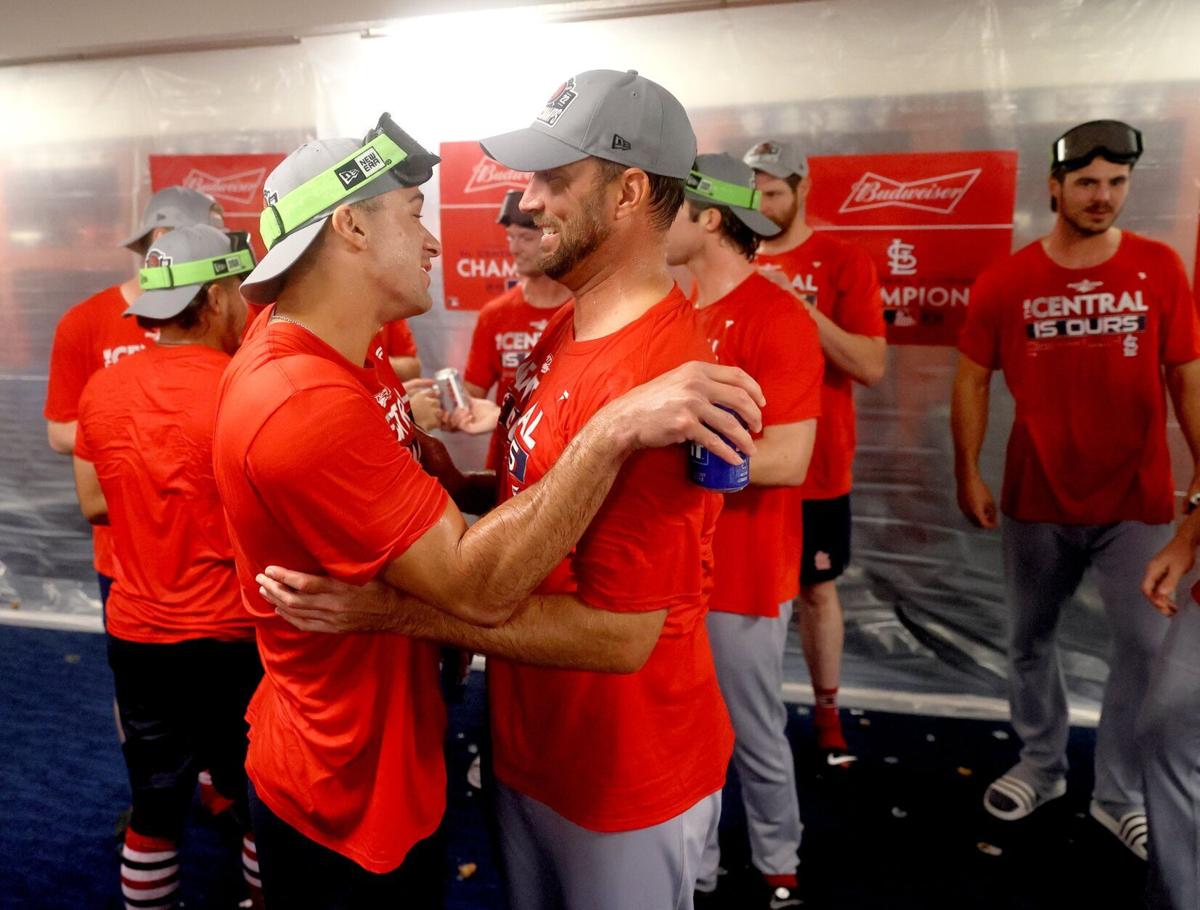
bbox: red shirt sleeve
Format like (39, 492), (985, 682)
(44, 308), (93, 423)
(572, 447), (717, 614)
(247, 386), (450, 585)
(958, 268), (1004, 370)
(1157, 246), (1200, 367)
(464, 307), (499, 392)
(832, 244), (886, 338)
(748, 300), (823, 426)
(384, 320), (419, 359)
(73, 379), (99, 462)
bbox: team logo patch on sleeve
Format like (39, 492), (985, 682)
(537, 78), (577, 127)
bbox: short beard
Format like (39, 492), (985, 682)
(766, 194), (800, 232)
(540, 187), (612, 281)
(1062, 204), (1118, 238)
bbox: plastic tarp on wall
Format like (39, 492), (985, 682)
(2, 0), (1198, 716)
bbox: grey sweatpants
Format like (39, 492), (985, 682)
(495, 781), (720, 910)
(1002, 518), (1171, 814)
(1139, 600), (1200, 910)
(696, 602), (801, 891)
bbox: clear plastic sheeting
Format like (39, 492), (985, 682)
(2, 0), (1198, 717)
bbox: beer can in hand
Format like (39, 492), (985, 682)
(688, 405), (750, 493)
(435, 368), (468, 413)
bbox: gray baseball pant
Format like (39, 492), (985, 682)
(696, 602), (801, 892)
(1139, 599), (1200, 909)
(1002, 518), (1171, 813)
(495, 781), (719, 910)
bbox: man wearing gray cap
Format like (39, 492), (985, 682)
(667, 153), (822, 909)
(73, 225), (261, 910)
(457, 189), (571, 464)
(221, 109), (761, 907)
(45, 186), (223, 608)
(745, 139), (887, 760)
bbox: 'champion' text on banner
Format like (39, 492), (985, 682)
(806, 151), (1018, 346)
(148, 154), (285, 261)
(439, 142), (529, 311)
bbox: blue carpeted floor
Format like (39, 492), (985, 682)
(0, 625), (1145, 909)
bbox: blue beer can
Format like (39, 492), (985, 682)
(688, 407), (750, 493)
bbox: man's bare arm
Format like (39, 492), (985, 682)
(48, 420), (76, 455)
(382, 361), (765, 628)
(748, 419), (816, 487)
(807, 310), (887, 387)
(951, 354), (997, 529)
(389, 355), (422, 381)
(258, 568), (663, 674)
(72, 455), (108, 524)
(1167, 359), (1200, 503)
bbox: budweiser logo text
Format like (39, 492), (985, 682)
(839, 169), (980, 215)
(182, 167), (268, 206)
(464, 158), (528, 195)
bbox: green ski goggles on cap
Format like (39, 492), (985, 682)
(686, 170), (762, 211)
(138, 233), (256, 291)
(260, 113), (427, 251)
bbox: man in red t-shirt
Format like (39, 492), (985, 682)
(224, 110), (761, 908)
(458, 189), (571, 466)
(45, 186), (223, 607)
(666, 153), (822, 909)
(381, 317), (421, 379)
(74, 225), (261, 910)
(744, 139), (887, 758)
(953, 121), (1200, 860)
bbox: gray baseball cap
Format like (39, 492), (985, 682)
(122, 186), (224, 251)
(686, 153), (780, 238)
(241, 122), (439, 303)
(127, 225), (253, 320)
(497, 190), (536, 229)
(480, 69), (697, 180)
(743, 140), (809, 180)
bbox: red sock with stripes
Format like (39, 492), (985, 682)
(242, 832), (265, 909)
(814, 687), (848, 751)
(198, 769), (234, 816)
(120, 828), (179, 910)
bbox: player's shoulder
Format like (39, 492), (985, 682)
(57, 285), (125, 331)
(1121, 230), (1186, 271)
(974, 239), (1040, 289)
(638, 288), (714, 373)
(479, 284), (526, 317)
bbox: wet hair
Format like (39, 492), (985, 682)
(686, 199), (760, 261)
(595, 159), (685, 233)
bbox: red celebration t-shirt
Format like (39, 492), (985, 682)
(958, 233), (1200, 525)
(489, 286), (734, 832)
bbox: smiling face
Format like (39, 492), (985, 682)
(361, 185), (442, 315)
(518, 159), (615, 286)
(1051, 157), (1132, 237)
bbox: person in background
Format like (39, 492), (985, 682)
(666, 152), (822, 909)
(744, 139), (887, 762)
(73, 225), (262, 910)
(953, 120), (1200, 860)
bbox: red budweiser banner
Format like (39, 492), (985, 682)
(806, 151), (1018, 345)
(148, 154), (285, 260)
(439, 141), (529, 310)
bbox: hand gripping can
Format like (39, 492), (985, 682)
(688, 406), (750, 493)
(435, 367), (468, 413)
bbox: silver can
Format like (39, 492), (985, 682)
(435, 367), (469, 413)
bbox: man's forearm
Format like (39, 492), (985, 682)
(951, 379), (989, 479)
(1167, 362), (1200, 472)
(810, 309), (886, 386)
(382, 587), (657, 673)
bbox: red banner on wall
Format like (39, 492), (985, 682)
(148, 154), (285, 260)
(806, 151), (1018, 346)
(439, 141), (529, 311)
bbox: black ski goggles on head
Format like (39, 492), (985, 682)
(1051, 120), (1143, 172)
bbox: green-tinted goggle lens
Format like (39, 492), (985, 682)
(260, 133), (408, 251)
(686, 171), (762, 210)
(139, 248), (256, 291)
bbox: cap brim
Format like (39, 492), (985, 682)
(124, 286), (200, 320)
(480, 128), (587, 173)
(121, 228), (151, 252)
(744, 159), (795, 180)
(240, 220), (327, 304)
(730, 206), (782, 237)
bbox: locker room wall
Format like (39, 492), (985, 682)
(2, 0), (1198, 711)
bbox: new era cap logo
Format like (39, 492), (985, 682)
(537, 78), (577, 128)
(182, 167), (268, 206)
(839, 169), (980, 215)
(336, 148), (388, 191)
(611, 134), (632, 152)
